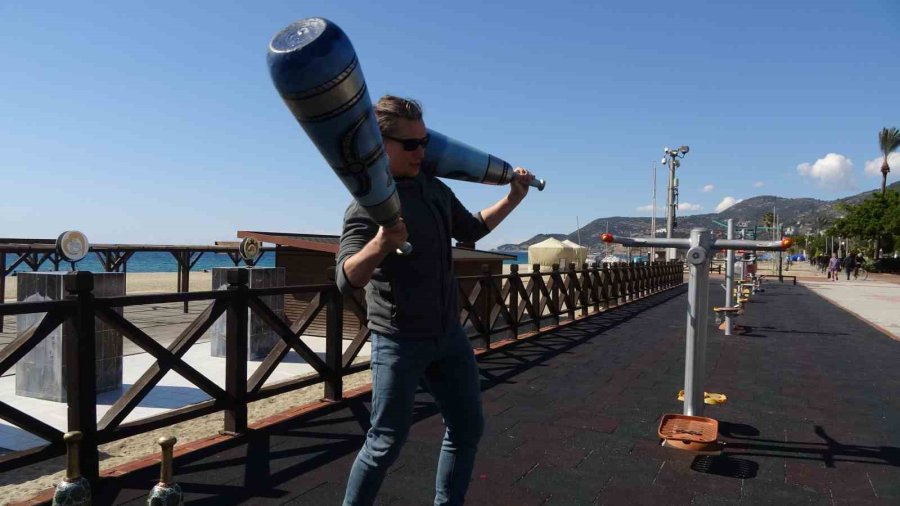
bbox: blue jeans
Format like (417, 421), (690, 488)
(343, 324), (484, 506)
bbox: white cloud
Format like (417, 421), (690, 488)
(715, 196), (743, 213)
(753, 181), (765, 188)
(678, 202), (702, 212)
(635, 204), (654, 212)
(864, 152), (900, 177)
(702, 184), (715, 193)
(796, 153), (856, 190)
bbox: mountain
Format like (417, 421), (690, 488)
(494, 181), (900, 251)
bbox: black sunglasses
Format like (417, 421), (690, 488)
(383, 134), (430, 151)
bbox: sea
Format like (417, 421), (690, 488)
(5, 250), (528, 273)
(4, 251), (276, 274)
(502, 252), (529, 265)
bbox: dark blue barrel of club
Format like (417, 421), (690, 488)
(267, 18), (400, 225)
(423, 130), (546, 191)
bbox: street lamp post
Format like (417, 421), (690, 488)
(662, 145), (690, 260)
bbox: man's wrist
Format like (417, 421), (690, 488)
(372, 236), (394, 256)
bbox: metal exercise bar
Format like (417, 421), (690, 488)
(602, 228), (790, 417)
(725, 220), (735, 336)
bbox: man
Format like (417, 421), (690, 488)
(843, 252), (856, 281)
(337, 95), (534, 505)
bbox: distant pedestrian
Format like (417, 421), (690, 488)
(842, 253), (856, 280)
(854, 253), (865, 279)
(828, 253), (840, 282)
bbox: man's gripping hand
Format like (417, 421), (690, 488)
(510, 167), (535, 202)
(375, 219), (409, 255)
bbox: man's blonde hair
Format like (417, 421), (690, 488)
(374, 95), (423, 136)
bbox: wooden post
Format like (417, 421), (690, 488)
(637, 262), (647, 298)
(632, 263), (638, 297)
(64, 272), (99, 485)
(600, 263), (610, 309)
(171, 251), (191, 314)
(579, 263), (589, 317)
(551, 264), (561, 326)
(0, 252), (5, 333)
(182, 252), (191, 313)
(590, 262), (601, 313)
(509, 264), (520, 339)
(626, 263), (633, 302)
(224, 268), (248, 434)
(480, 264), (492, 349)
(531, 264), (541, 332)
(608, 264), (618, 306)
(645, 262), (651, 293)
(324, 269), (343, 401)
(565, 263), (576, 321)
(637, 263), (643, 296)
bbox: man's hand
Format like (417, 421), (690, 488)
(375, 219), (409, 254)
(341, 219), (408, 290)
(509, 166), (535, 202)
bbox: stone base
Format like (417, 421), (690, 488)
(15, 271), (125, 402)
(210, 267), (286, 360)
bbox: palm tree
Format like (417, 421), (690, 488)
(760, 211), (776, 240)
(879, 127), (900, 195)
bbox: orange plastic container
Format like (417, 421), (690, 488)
(658, 414), (719, 452)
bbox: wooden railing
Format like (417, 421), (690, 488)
(0, 261), (683, 485)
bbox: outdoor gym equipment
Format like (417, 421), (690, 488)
(52, 432), (91, 506)
(147, 435), (184, 505)
(601, 228), (791, 451)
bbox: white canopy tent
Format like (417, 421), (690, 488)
(561, 240), (589, 265)
(528, 238), (575, 269)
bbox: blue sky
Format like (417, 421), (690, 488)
(2, 0), (898, 249)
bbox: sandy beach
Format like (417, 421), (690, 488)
(4, 272), (214, 302)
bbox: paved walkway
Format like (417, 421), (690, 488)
(53, 281), (900, 505)
(800, 278), (900, 339)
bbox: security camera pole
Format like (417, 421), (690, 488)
(662, 146), (690, 260)
(601, 229), (791, 416)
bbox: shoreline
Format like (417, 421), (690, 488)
(3, 271), (214, 302)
